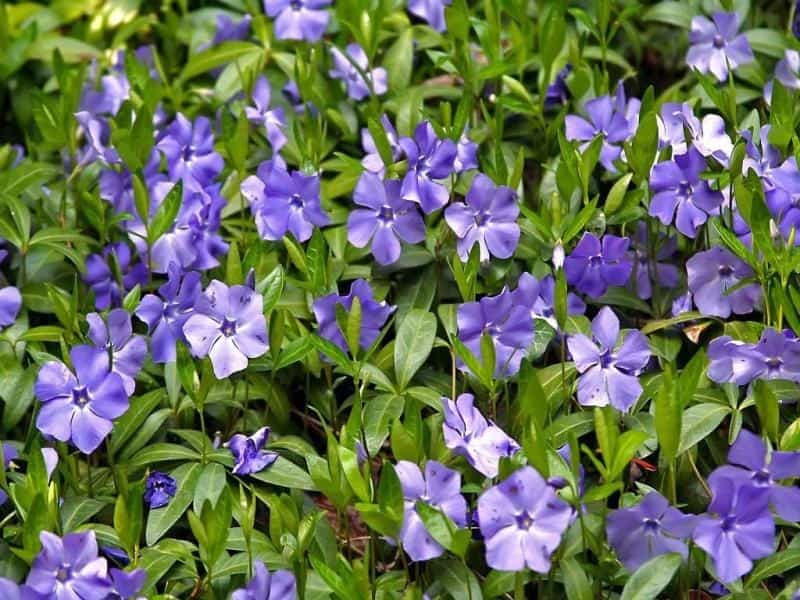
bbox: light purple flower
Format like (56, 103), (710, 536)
(144, 471), (177, 509)
(75, 112), (119, 165)
(442, 393), (519, 478)
(0, 286), (21, 329)
(245, 76), (287, 151)
(672, 292), (693, 316)
(395, 460), (467, 562)
(765, 49), (800, 103)
(183, 280), (269, 379)
(361, 115), (402, 174)
(329, 43), (388, 101)
(407, 0), (452, 32)
(743, 126), (800, 226)
(156, 114), (224, 186)
(444, 173), (519, 262)
(264, 0), (330, 42)
(86, 309), (146, 396)
(693, 477), (774, 583)
(400, 122), (457, 214)
(477, 466), (572, 572)
(232, 560), (296, 600)
(686, 12), (754, 82)
(84, 242), (149, 311)
(628, 223), (680, 300)
(0, 577), (39, 600)
(512, 273), (585, 331)
(453, 133), (479, 173)
(242, 161), (329, 243)
(708, 329), (800, 385)
(211, 13), (252, 45)
(457, 288), (533, 378)
(567, 307), (651, 412)
(686, 246), (760, 318)
(312, 279), (395, 353)
(607, 492), (696, 571)
(25, 531), (112, 599)
(225, 427), (278, 476)
(709, 429), (800, 522)
(564, 232), (632, 298)
(347, 173), (426, 265)
(135, 264), (202, 363)
(109, 567), (147, 600)
(35, 346), (129, 454)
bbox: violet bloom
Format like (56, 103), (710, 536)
(361, 115), (403, 174)
(245, 76), (287, 151)
(512, 273), (585, 331)
(100, 150), (164, 221)
(84, 242), (148, 311)
(657, 105), (732, 165)
(211, 13), (252, 45)
(564, 89), (638, 172)
(607, 492), (696, 571)
(109, 568), (147, 600)
(156, 114), (223, 186)
(628, 223), (680, 300)
(686, 246), (760, 318)
(242, 162), (329, 243)
(400, 121), (457, 214)
(743, 126), (800, 223)
(183, 280), (269, 379)
(444, 173), (520, 262)
(135, 264), (202, 363)
(567, 307), (651, 412)
(794, 2), (800, 40)
(545, 64), (572, 110)
(144, 471), (177, 509)
(225, 427), (278, 476)
(477, 466), (572, 572)
(408, 0), (452, 32)
(457, 288), (534, 378)
(649, 148), (724, 238)
(35, 346), (129, 454)
(0, 577), (39, 600)
(709, 429), (800, 521)
(347, 173), (425, 265)
(395, 460), (467, 562)
(232, 561), (296, 600)
(86, 309), (146, 396)
(454, 133), (478, 173)
(693, 477), (774, 583)
(329, 44), (388, 101)
(708, 329), (800, 385)
(25, 531), (112, 598)
(442, 394), (519, 478)
(672, 292), (693, 316)
(0, 286), (21, 328)
(686, 12), (754, 82)
(312, 279), (395, 353)
(765, 50), (800, 102)
(564, 233), (632, 298)
(263, 0), (330, 42)
(75, 112), (119, 165)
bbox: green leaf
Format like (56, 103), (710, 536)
(641, 2), (692, 28)
(655, 369), (680, 462)
(60, 496), (107, 532)
(415, 501), (470, 559)
(677, 403), (731, 455)
(746, 548), (800, 587)
(180, 41), (262, 81)
(745, 28), (789, 59)
(145, 461), (201, 546)
(752, 380), (779, 443)
(193, 462), (227, 514)
(337, 445), (370, 502)
(394, 309), (436, 390)
(384, 29), (414, 92)
(258, 265), (285, 314)
(147, 180), (182, 245)
(250, 457), (318, 491)
(561, 557), (593, 600)
(126, 443), (200, 469)
(620, 553), (682, 600)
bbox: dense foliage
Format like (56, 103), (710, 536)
(2, 0), (800, 598)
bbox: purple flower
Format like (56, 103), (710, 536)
(765, 50), (800, 102)
(395, 460), (467, 562)
(84, 242), (148, 311)
(25, 530), (112, 598)
(183, 280), (269, 379)
(79, 68), (129, 117)
(567, 307), (651, 412)
(232, 560), (296, 600)
(245, 76), (287, 151)
(454, 133), (478, 173)
(135, 264), (202, 363)
(709, 429), (800, 522)
(226, 427), (278, 476)
(86, 309), (146, 396)
(477, 466), (572, 572)
(743, 126), (800, 225)
(607, 492), (696, 571)
(564, 85), (639, 172)
(628, 223), (680, 300)
(264, 0), (330, 42)
(211, 13), (252, 45)
(144, 471), (177, 509)
(361, 115), (402, 175)
(329, 44), (388, 101)
(693, 477), (774, 583)
(109, 567), (147, 599)
(794, 2), (800, 39)
(649, 148), (724, 238)
(407, 0), (452, 32)
(99, 151), (164, 222)
(35, 346), (129, 454)
(347, 173), (425, 265)
(708, 329), (800, 385)
(442, 394), (519, 478)
(400, 122), (457, 214)
(658, 106), (734, 166)
(686, 246), (761, 318)
(242, 161), (329, 243)
(75, 112), (119, 165)
(686, 12), (754, 82)
(457, 288), (533, 378)
(512, 273), (585, 331)
(312, 279), (395, 353)
(545, 64), (572, 110)
(564, 233), (632, 298)
(156, 114), (223, 186)
(444, 173), (519, 262)
(672, 292), (693, 316)
(0, 577), (39, 600)
(0, 286), (21, 329)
